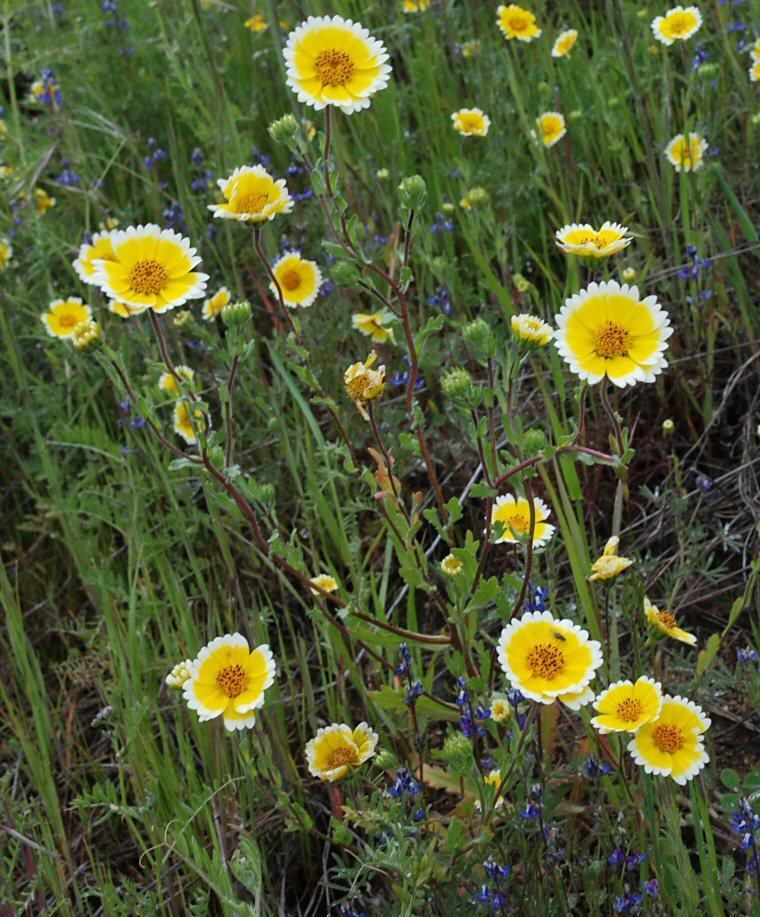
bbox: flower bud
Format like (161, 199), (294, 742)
(441, 367), (477, 409)
(662, 419), (674, 436)
(268, 113), (299, 145)
(376, 168), (390, 180)
(512, 273), (531, 293)
(221, 299), (252, 325)
(172, 309), (192, 329)
(72, 319), (103, 353)
(397, 174), (427, 211)
(462, 317), (496, 363)
(622, 267), (637, 282)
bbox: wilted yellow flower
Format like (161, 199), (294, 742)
(302, 119), (317, 141)
(165, 659), (192, 688)
(644, 597), (697, 646)
(651, 6), (702, 45)
(496, 4), (541, 42)
(628, 695), (710, 784)
(490, 697), (512, 722)
(271, 253), (323, 308)
(210, 165), (293, 223)
(0, 237), (12, 271)
(536, 112), (566, 148)
(589, 536), (634, 581)
(441, 554), (463, 576)
(35, 187), (56, 214)
(41, 297), (92, 339)
(344, 352), (386, 420)
(183, 633), (277, 731)
(492, 494), (555, 547)
(306, 723), (378, 781)
(511, 314), (554, 347)
(591, 677), (663, 734)
(283, 15), (392, 114)
(202, 286), (232, 321)
(665, 133), (708, 172)
(310, 574), (338, 595)
(159, 364), (194, 397)
(352, 311), (395, 343)
(451, 108), (491, 137)
(555, 222), (632, 258)
(554, 280), (672, 387)
(402, 0), (430, 11)
(552, 29), (578, 58)
(460, 39), (482, 58)
(474, 770), (505, 810)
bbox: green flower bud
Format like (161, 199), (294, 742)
(438, 732), (474, 775)
(467, 186), (488, 205)
(441, 367), (478, 409)
(268, 113), (299, 145)
(662, 419), (674, 436)
(522, 427), (546, 455)
(462, 317), (496, 363)
(221, 299), (252, 326)
(398, 174), (427, 211)
(331, 260), (361, 287)
(512, 273), (531, 293)
(72, 319), (103, 353)
(373, 748), (396, 770)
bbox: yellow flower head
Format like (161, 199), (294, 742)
(202, 286), (232, 321)
(492, 494), (555, 548)
(183, 633), (276, 731)
(73, 231), (116, 285)
(461, 39), (482, 58)
(474, 770), (505, 810)
(210, 165), (294, 223)
(41, 297), (92, 339)
(555, 222), (632, 259)
(441, 554), (464, 576)
(554, 280), (672, 387)
(511, 314), (554, 347)
(497, 610), (604, 704)
(159, 364), (194, 397)
(271, 252), (323, 308)
(750, 60), (760, 82)
(497, 4), (541, 42)
(108, 299), (146, 318)
(751, 39), (760, 62)
(451, 108), (491, 137)
(344, 352), (386, 420)
(403, 0), (430, 11)
(306, 722), (378, 781)
(490, 697), (512, 723)
(35, 187), (56, 214)
(93, 224), (208, 314)
(536, 112), (566, 148)
(665, 132), (708, 172)
(627, 695), (710, 784)
(552, 29), (578, 58)
(589, 536), (634, 581)
(591, 677), (663, 734)
(245, 13), (268, 31)
(173, 401), (205, 444)
(651, 6), (702, 45)
(283, 15), (392, 114)
(644, 597), (697, 646)
(303, 119), (317, 141)
(352, 311), (396, 343)
(311, 573), (339, 595)
(559, 684), (596, 711)
(165, 659), (192, 689)
(0, 237), (12, 271)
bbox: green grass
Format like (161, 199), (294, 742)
(2, 0), (760, 913)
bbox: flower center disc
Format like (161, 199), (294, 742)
(503, 513), (529, 534)
(216, 663), (248, 698)
(527, 643), (565, 680)
(509, 15), (529, 31)
(314, 49), (355, 86)
(346, 373), (369, 401)
(593, 321), (631, 359)
(653, 723), (685, 754)
(326, 745), (359, 768)
(129, 259), (169, 295)
(617, 698), (644, 722)
(658, 610), (678, 629)
(668, 14), (691, 35)
(236, 191), (270, 214)
(281, 269), (302, 292)
(59, 314), (78, 328)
